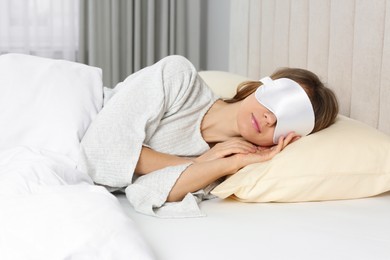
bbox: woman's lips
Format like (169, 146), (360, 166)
(251, 113), (261, 133)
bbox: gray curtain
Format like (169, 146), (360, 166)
(78, 0), (201, 87)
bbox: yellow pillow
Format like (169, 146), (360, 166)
(198, 70), (249, 98)
(211, 115), (390, 202)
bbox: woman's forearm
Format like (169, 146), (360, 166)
(135, 146), (237, 202)
(135, 146), (192, 174)
(167, 157), (238, 202)
(139, 134), (295, 203)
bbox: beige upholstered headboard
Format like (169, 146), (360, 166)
(229, 0), (390, 135)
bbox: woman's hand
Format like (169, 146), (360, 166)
(194, 137), (258, 163)
(168, 133), (300, 202)
(168, 132), (299, 202)
(230, 132), (299, 172)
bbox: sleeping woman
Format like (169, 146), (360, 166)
(78, 55), (339, 217)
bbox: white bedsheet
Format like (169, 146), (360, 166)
(119, 192), (390, 260)
(0, 146), (155, 260)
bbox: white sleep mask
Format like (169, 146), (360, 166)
(255, 76), (315, 144)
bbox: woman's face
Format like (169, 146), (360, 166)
(237, 93), (277, 146)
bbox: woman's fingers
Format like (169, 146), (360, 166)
(234, 132), (304, 169)
(291, 135), (301, 143)
(196, 138), (259, 163)
(268, 132), (297, 154)
(215, 146), (255, 158)
(275, 132), (301, 150)
(284, 132), (301, 147)
(215, 138), (257, 153)
(199, 133), (301, 164)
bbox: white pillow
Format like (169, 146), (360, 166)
(0, 53), (103, 164)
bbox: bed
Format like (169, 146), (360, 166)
(2, 1), (390, 259)
(117, 70), (390, 260)
(1, 49), (389, 260)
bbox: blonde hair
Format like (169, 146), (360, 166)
(225, 68), (339, 133)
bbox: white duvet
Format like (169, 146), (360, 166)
(0, 54), (155, 260)
(0, 146), (155, 260)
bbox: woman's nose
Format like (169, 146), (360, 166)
(264, 111), (277, 126)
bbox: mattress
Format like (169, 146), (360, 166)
(118, 192), (390, 260)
